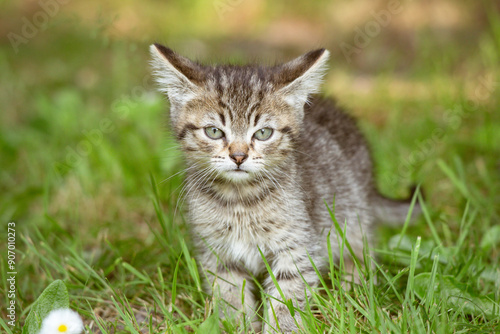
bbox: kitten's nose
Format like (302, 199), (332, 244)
(229, 152), (248, 166)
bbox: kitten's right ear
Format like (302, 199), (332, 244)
(149, 44), (205, 108)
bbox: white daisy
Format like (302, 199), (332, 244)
(38, 308), (84, 334)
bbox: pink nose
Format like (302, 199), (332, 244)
(229, 152), (248, 166)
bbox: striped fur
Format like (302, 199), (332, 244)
(150, 44), (419, 333)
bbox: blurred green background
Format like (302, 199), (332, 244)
(0, 0), (499, 332)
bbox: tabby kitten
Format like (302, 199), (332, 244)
(150, 44), (419, 333)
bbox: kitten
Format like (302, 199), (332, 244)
(150, 44), (420, 333)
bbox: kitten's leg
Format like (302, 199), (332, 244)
(340, 226), (374, 286)
(199, 251), (259, 329)
(262, 246), (320, 334)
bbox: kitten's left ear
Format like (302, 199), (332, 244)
(275, 49), (330, 110)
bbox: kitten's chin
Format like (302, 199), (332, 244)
(223, 170), (252, 182)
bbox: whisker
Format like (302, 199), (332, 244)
(174, 166), (215, 217)
(159, 163), (201, 184)
(173, 166), (211, 216)
(189, 168), (219, 211)
(261, 161), (307, 195)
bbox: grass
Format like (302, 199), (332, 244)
(1, 0), (499, 333)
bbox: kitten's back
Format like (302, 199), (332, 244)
(304, 96), (373, 179)
(299, 96), (419, 231)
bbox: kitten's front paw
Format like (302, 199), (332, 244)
(263, 305), (301, 334)
(219, 304), (260, 333)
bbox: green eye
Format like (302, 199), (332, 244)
(204, 127), (224, 139)
(254, 128), (273, 141)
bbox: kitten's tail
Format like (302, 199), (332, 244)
(371, 186), (422, 226)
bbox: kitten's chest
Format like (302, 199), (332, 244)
(192, 200), (291, 271)
(188, 188), (300, 264)
(190, 197), (287, 241)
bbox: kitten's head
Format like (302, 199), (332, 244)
(150, 44), (329, 183)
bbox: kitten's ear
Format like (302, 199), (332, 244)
(275, 49), (330, 110)
(149, 44), (205, 107)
